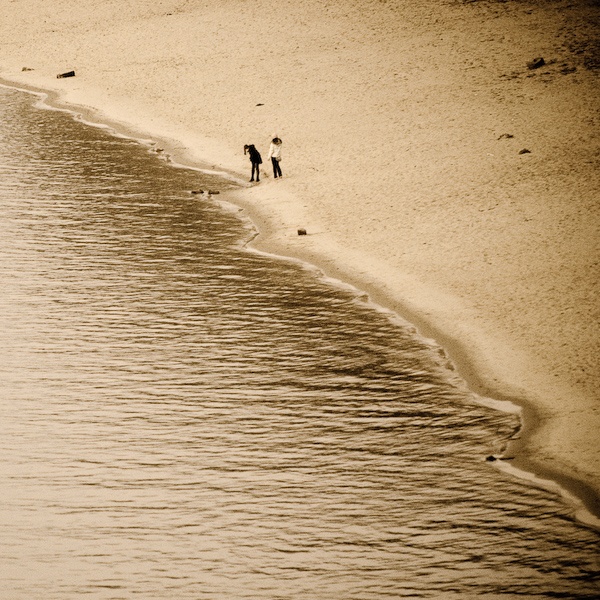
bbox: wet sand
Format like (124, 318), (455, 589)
(1, 0), (599, 512)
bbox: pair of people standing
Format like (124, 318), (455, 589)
(243, 137), (283, 182)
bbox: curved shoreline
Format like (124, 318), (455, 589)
(238, 195), (600, 526)
(2, 77), (599, 528)
(2, 0), (598, 519)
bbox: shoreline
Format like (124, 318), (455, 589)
(235, 187), (600, 526)
(2, 76), (599, 527)
(1, 0), (598, 528)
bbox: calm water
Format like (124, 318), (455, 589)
(0, 85), (598, 599)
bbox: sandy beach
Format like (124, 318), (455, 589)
(1, 0), (599, 513)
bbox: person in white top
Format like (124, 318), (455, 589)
(267, 137), (283, 179)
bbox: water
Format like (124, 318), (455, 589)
(0, 84), (598, 599)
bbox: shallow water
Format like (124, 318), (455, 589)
(0, 85), (598, 599)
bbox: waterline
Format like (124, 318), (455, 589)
(1, 83), (598, 599)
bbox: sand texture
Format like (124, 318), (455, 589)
(1, 0), (599, 508)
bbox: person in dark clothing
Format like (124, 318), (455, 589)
(244, 144), (262, 182)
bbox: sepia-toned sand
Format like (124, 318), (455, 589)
(1, 0), (599, 511)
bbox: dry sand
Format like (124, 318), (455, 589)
(1, 0), (599, 512)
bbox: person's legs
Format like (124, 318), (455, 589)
(251, 162), (259, 181)
(271, 157), (279, 178)
(274, 158), (282, 178)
